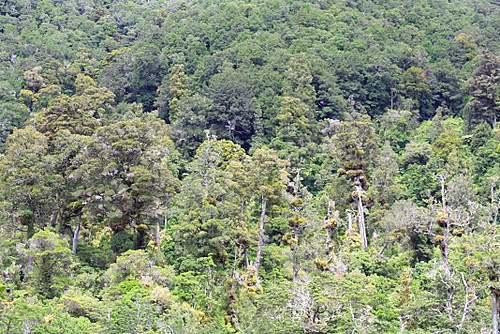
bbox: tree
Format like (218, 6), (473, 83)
(33, 74), (115, 138)
(371, 141), (401, 205)
(403, 173), (491, 332)
(25, 75), (116, 247)
(282, 53), (316, 108)
(76, 110), (179, 249)
(0, 87), (30, 152)
(99, 45), (166, 111)
(377, 109), (418, 153)
(325, 114), (379, 250)
(0, 126), (57, 237)
(155, 64), (191, 123)
(26, 230), (74, 298)
(250, 148), (289, 278)
(270, 95), (320, 188)
(0, 297), (103, 334)
(400, 66), (431, 113)
(464, 51), (499, 127)
(274, 96), (316, 147)
(282, 172), (316, 282)
(168, 93), (212, 158)
(172, 138), (249, 269)
(206, 68), (258, 147)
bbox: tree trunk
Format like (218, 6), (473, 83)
(456, 273), (477, 331)
(493, 290), (498, 334)
(245, 247), (249, 268)
(72, 223), (80, 255)
(491, 183), (498, 235)
(292, 227), (299, 282)
(50, 209), (59, 228)
(439, 175), (455, 321)
(355, 184), (367, 250)
(255, 196), (266, 277)
(156, 220), (161, 245)
(348, 212), (353, 235)
(390, 89), (396, 109)
(164, 206), (169, 231)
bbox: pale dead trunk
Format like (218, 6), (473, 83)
(348, 212), (353, 235)
(325, 201), (333, 241)
(439, 175), (454, 321)
(390, 90), (396, 109)
(72, 223), (80, 255)
(493, 290), (498, 334)
(355, 184), (367, 250)
(156, 220), (161, 245)
(442, 217), (453, 320)
(292, 227), (299, 282)
(456, 273), (477, 331)
(255, 196), (266, 277)
(164, 208), (169, 231)
(440, 176), (453, 281)
(491, 183), (498, 235)
(442, 214), (453, 279)
(440, 174), (446, 211)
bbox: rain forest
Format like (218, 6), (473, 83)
(0, 0), (499, 333)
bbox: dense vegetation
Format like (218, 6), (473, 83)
(0, 0), (499, 332)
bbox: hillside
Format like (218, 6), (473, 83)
(0, 0), (499, 333)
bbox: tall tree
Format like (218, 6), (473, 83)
(26, 230), (74, 298)
(464, 51), (499, 127)
(76, 110), (179, 250)
(250, 148), (289, 278)
(0, 126), (57, 238)
(33, 74), (115, 139)
(206, 68), (257, 147)
(325, 114), (379, 250)
(173, 138), (249, 268)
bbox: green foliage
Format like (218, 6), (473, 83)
(0, 297), (103, 334)
(464, 51), (499, 127)
(0, 0), (498, 332)
(76, 109), (180, 240)
(0, 126), (57, 237)
(206, 67), (258, 147)
(27, 231), (74, 299)
(400, 67), (431, 109)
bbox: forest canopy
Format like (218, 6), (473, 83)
(0, 0), (499, 333)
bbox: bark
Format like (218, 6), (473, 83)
(348, 212), (353, 235)
(439, 175), (454, 321)
(442, 214), (453, 280)
(292, 227), (299, 282)
(491, 183), (498, 235)
(72, 223), (80, 255)
(456, 273), (477, 331)
(440, 174), (446, 211)
(493, 290), (498, 334)
(442, 214), (454, 321)
(50, 209), (59, 227)
(390, 90), (396, 110)
(164, 206), (169, 231)
(440, 176), (453, 282)
(255, 196), (266, 277)
(325, 201), (333, 240)
(355, 183), (367, 250)
(156, 220), (161, 245)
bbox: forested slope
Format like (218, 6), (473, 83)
(0, 0), (499, 333)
